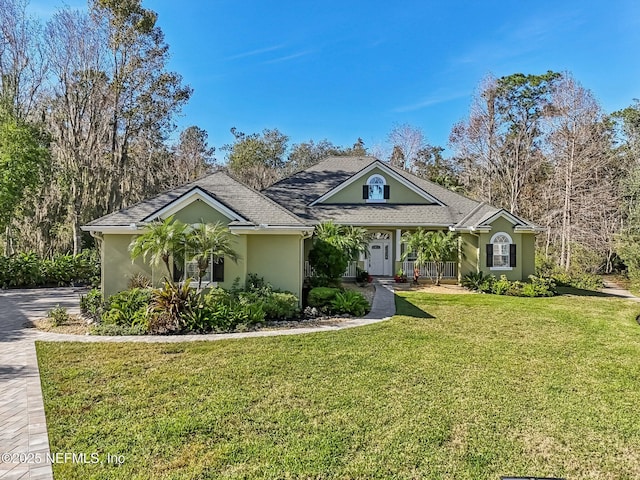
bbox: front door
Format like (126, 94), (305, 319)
(368, 240), (392, 276)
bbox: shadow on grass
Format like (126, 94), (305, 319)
(394, 295), (434, 319)
(557, 286), (634, 298)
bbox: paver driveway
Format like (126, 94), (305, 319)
(0, 287), (85, 480)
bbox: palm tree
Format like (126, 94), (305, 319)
(129, 216), (187, 280)
(427, 231), (458, 285)
(310, 221), (370, 284)
(402, 229), (458, 285)
(315, 221), (370, 261)
(185, 222), (240, 290)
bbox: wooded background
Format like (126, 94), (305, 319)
(1, 0), (640, 284)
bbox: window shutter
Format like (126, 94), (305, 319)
(509, 244), (517, 267)
(383, 185), (390, 199)
(213, 258), (224, 282)
(486, 244), (493, 267)
(362, 185), (369, 199)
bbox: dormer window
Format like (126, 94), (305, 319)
(363, 174), (389, 203)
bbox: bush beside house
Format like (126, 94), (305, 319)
(82, 274), (301, 335)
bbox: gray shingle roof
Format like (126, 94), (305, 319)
(85, 171), (308, 228)
(85, 156), (537, 231)
(262, 156), (485, 226)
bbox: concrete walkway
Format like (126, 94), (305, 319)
(602, 280), (640, 302)
(0, 280), (395, 479)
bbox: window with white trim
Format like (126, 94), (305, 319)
(185, 251), (224, 284)
(487, 232), (515, 270)
(363, 174), (389, 202)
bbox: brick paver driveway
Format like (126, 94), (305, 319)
(0, 287), (85, 480)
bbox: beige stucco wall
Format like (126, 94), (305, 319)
(521, 233), (536, 278)
(321, 167), (430, 204)
(477, 216), (537, 281)
(459, 232), (479, 280)
(170, 199), (231, 225)
(247, 234), (303, 298)
(102, 234), (153, 298)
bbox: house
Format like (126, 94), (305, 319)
(82, 156), (541, 299)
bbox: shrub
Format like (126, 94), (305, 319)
(181, 287), (266, 333)
(47, 305), (69, 326)
(461, 271), (495, 292)
(307, 287), (341, 309)
(552, 272), (603, 291)
(80, 288), (103, 322)
(259, 292), (299, 320)
(102, 288), (152, 331)
(463, 272), (556, 297)
(0, 250), (100, 288)
(491, 275), (512, 295)
(355, 268), (369, 284)
(523, 275), (556, 297)
(149, 280), (197, 333)
(128, 273), (152, 289)
(308, 240), (348, 286)
(331, 290), (369, 317)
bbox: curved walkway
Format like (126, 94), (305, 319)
(0, 280), (395, 479)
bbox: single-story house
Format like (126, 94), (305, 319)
(82, 156), (541, 299)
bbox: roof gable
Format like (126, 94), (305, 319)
(143, 186), (246, 223)
(309, 160), (445, 206)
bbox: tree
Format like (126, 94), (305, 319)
(542, 73), (618, 271)
(224, 127), (289, 190)
(168, 126), (215, 186)
(185, 222), (239, 290)
(614, 100), (640, 284)
(91, 0), (192, 211)
(401, 229), (457, 285)
(413, 145), (464, 192)
(286, 139), (344, 173)
(451, 71), (561, 215)
(0, 0), (47, 119)
(43, 8), (112, 254)
(309, 221), (371, 285)
(387, 123), (425, 170)
(0, 108), (48, 251)
(129, 216), (187, 279)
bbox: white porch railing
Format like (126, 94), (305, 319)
(304, 261), (358, 278)
(402, 261), (457, 279)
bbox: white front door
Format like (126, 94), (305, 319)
(368, 240), (392, 276)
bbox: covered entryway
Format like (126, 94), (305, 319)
(367, 232), (393, 276)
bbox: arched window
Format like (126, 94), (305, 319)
(488, 232), (514, 269)
(364, 174), (388, 202)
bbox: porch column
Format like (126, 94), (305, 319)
(395, 229), (401, 261)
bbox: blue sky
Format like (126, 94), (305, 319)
(31, 0), (640, 157)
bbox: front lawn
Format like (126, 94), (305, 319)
(37, 292), (640, 479)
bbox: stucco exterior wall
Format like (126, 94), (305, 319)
(459, 232), (479, 280)
(477, 216), (536, 281)
(102, 234), (152, 298)
(247, 234), (302, 298)
(521, 233), (536, 279)
(321, 167), (430, 204)
(170, 200), (231, 225)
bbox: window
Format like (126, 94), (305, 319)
(363, 174), (389, 202)
(486, 232), (515, 269)
(401, 243), (417, 261)
(185, 253), (224, 284)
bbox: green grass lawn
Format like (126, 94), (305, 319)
(37, 291), (640, 479)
